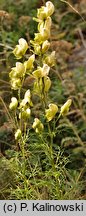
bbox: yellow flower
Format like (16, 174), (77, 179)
(25, 108), (31, 118)
(38, 21), (44, 32)
(20, 89), (33, 108)
(37, 7), (47, 20)
(19, 108), (31, 120)
(35, 17), (51, 44)
(13, 38), (28, 59)
(46, 1), (54, 17)
(34, 28), (50, 43)
(45, 103), (58, 122)
(24, 89), (33, 106)
(32, 118), (44, 133)
(33, 78), (42, 94)
(10, 62), (25, 79)
(43, 51), (56, 67)
(37, 1), (54, 20)
(44, 16), (52, 29)
(30, 40), (41, 55)
(33, 64), (50, 78)
(15, 129), (22, 140)
(42, 40), (50, 53)
(60, 99), (72, 116)
(9, 97), (18, 110)
(24, 54), (35, 73)
(34, 44), (41, 55)
(11, 78), (21, 90)
(44, 76), (51, 92)
(24, 89), (31, 100)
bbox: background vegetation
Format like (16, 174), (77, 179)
(0, 0), (86, 199)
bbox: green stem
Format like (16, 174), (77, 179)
(48, 122), (53, 146)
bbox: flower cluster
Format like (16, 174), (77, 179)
(9, 53), (35, 90)
(9, 1), (72, 140)
(9, 89), (32, 118)
(30, 1), (56, 100)
(30, 1), (55, 60)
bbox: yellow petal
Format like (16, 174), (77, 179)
(45, 103), (58, 121)
(13, 38), (28, 59)
(15, 129), (22, 140)
(9, 97), (18, 110)
(60, 99), (72, 116)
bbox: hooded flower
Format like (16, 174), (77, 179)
(34, 28), (50, 44)
(24, 54), (35, 73)
(43, 51), (56, 67)
(20, 89), (33, 108)
(60, 99), (72, 116)
(9, 97), (18, 110)
(33, 64), (50, 78)
(37, 1), (54, 20)
(13, 38), (28, 59)
(10, 62), (25, 79)
(10, 78), (21, 90)
(42, 40), (50, 53)
(19, 108), (31, 120)
(44, 76), (51, 92)
(32, 118), (44, 133)
(15, 129), (22, 140)
(45, 103), (58, 121)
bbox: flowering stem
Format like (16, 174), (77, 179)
(47, 122), (53, 147)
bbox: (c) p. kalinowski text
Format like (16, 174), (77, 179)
(32, 202), (83, 212)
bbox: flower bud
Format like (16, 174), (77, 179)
(45, 103), (58, 122)
(60, 99), (72, 116)
(9, 97), (18, 110)
(32, 118), (44, 133)
(15, 129), (22, 140)
(13, 38), (28, 59)
(42, 40), (50, 53)
(44, 76), (51, 92)
(32, 118), (40, 129)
